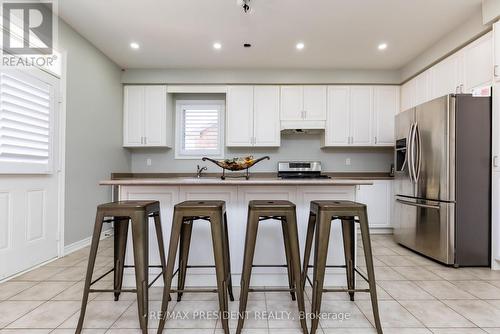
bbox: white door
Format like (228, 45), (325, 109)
(303, 85), (327, 120)
(356, 181), (392, 229)
(350, 86), (373, 146)
(280, 86), (303, 121)
(0, 69), (61, 280)
(462, 32), (493, 93)
(123, 86), (144, 147)
(432, 52), (462, 98)
(254, 86), (280, 147)
(226, 86), (254, 146)
(144, 86), (167, 146)
(325, 86), (350, 146)
(373, 86), (398, 146)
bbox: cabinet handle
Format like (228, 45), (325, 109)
(144, 137), (147, 145)
(494, 156), (499, 168)
(495, 65), (500, 77)
(375, 136), (378, 144)
(141, 137), (144, 145)
(304, 110), (307, 119)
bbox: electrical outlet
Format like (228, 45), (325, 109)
(146, 158), (152, 166)
(345, 158), (351, 166)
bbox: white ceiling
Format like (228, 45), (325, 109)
(58, 0), (482, 70)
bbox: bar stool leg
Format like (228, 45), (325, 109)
(310, 213), (332, 334)
(130, 212), (150, 334)
(284, 211), (308, 334)
(236, 210), (259, 334)
(341, 218), (356, 301)
(358, 209), (383, 334)
(153, 213), (168, 288)
(222, 212), (235, 302)
(301, 212), (316, 290)
(113, 218), (129, 301)
(177, 220), (193, 302)
(76, 211), (105, 334)
(210, 211), (230, 334)
(157, 210), (184, 334)
(281, 218), (296, 301)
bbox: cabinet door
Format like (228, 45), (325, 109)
(350, 86), (373, 146)
(280, 86), (303, 121)
(432, 52), (462, 98)
(493, 171), (500, 266)
(324, 86), (350, 146)
(462, 32), (493, 93)
(254, 86), (280, 147)
(373, 86), (398, 146)
(123, 86), (144, 146)
(495, 21), (500, 82)
(401, 79), (416, 112)
(415, 70), (431, 106)
(144, 86), (167, 146)
(303, 85), (327, 120)
(356, 181), (392, 229)
(226, 85), (254, 146)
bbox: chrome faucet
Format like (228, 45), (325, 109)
(196, 165), (207, 178)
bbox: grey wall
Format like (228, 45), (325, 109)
(60, 19), (130, 246)
(122, 68), (401, 85)
(400, 7), (489, 81)
(129, 94), (393, 174)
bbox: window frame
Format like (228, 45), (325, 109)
(175, 99), (225, 160)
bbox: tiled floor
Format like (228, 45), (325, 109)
(2, 234), (500, 333)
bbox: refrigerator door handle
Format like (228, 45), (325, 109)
(396, 199), (440, 210)
(408, 123), (417, 183)
(414, 123), (422, 182)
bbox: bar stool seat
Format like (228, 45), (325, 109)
(76, 200), (167, 334)
(302, 200), (383, 334)
(237, 200), (308, 334)
(158, 200), (233, 334)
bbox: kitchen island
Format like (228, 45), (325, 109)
(101, 174), (375, 287)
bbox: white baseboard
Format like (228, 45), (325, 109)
(63, 228), (113, 256)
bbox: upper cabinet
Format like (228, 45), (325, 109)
(401, 31), (493, 112)
(123, 85), (171, 147)
(323, 85), (398, 147)
(495, 21), (500, 82)
(280, 85), (327, 129)
(226, 85), (280, 147)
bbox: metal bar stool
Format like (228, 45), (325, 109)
(301, 200), (382, 334)
(157, 200), (234, 334)
(76, 200), (167, 334)
(237, 200), (308, 334)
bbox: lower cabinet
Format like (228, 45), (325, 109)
(356, 180), (393, 230)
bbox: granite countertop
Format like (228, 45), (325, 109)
(100, 172), (393, 186)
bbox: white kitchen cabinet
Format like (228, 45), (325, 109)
(415, 69), (432, 106)
(123, 85), (170, 147)
(431, 52), (463, 99)
(400, 79), (416, 112)
(280, 85), (326, 129)
(226, 85), (280, 147)
(462, 32), (493, 93)
(226, 86), (254, 146)
(350, 86), (373, 146)
(494, 21), (500, 82)
(356, 180), (393, 230)
(324, 86), (350, 146)
(373, 86), (399, 146)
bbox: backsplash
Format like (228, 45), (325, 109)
(129, 133), (394, 173)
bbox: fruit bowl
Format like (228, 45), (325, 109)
(201, 156), (270, 179)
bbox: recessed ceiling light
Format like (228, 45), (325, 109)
(130, 42), (140, 50)
(296, 42), (305, 50)
(213, 42), (222, 50)
(378, 43), (388, 51)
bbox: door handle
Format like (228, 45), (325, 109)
(494, 155), (499, 168)
(407, 124), (415, 183)
(414, 123), (422, 182)
(396, 199), (440, 210)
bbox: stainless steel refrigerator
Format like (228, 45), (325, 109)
(394, 94), (491, 266)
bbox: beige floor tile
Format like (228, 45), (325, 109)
(372, 247), (399, 256)
(358, 266), (406, 281)
(59, 300), (133, 329)
(377, 281), (435, 300)
(443, 299), (500, 327)
(318, 300), (372, 328)
(357, 255), (386, 267)
(9, 282), (74, 301)
(414, 281), (476, 300)
(46, 266), (89, 281)
(485, 299), (500, 309)
(426, 267), (479, 281)
(104, 330), (144, 334)
(450, 281), (500, 299)
(266, 299), (304, 329)
(322, 329), (377, 334)
(484, 329), (500, 334)
(0, 300), (44, 327)
(51, 329), (107, 334)
(356, 300), (423, 328)
(219, 299), (268, 329)
(0, 281), (36, 300)
(6, 300), (80, 329)
(405, 255), (442, 267)
(0, 330), (52, 334)
(164, 300), (219, 329)
(460, 268), (500, 281)
(399, 300), (474, 328)
(392, 266), (442, 281)
(376, 256), (417, 267)
(111, 300), (168, 329)
(12, 266), (65, 282)
(430, 329), (488, 334)
(382, 329), (432, 334)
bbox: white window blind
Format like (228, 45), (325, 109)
(0, 70), (54, 173)
(176, 101), (224, 159)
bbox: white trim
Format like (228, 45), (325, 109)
(57, 50), (68, 257)
(174, 99), (225, 160)
(167, 85), (227, 93)
(63, 228), (112, 256)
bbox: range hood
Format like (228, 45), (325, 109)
(280, 120), (326, 132)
